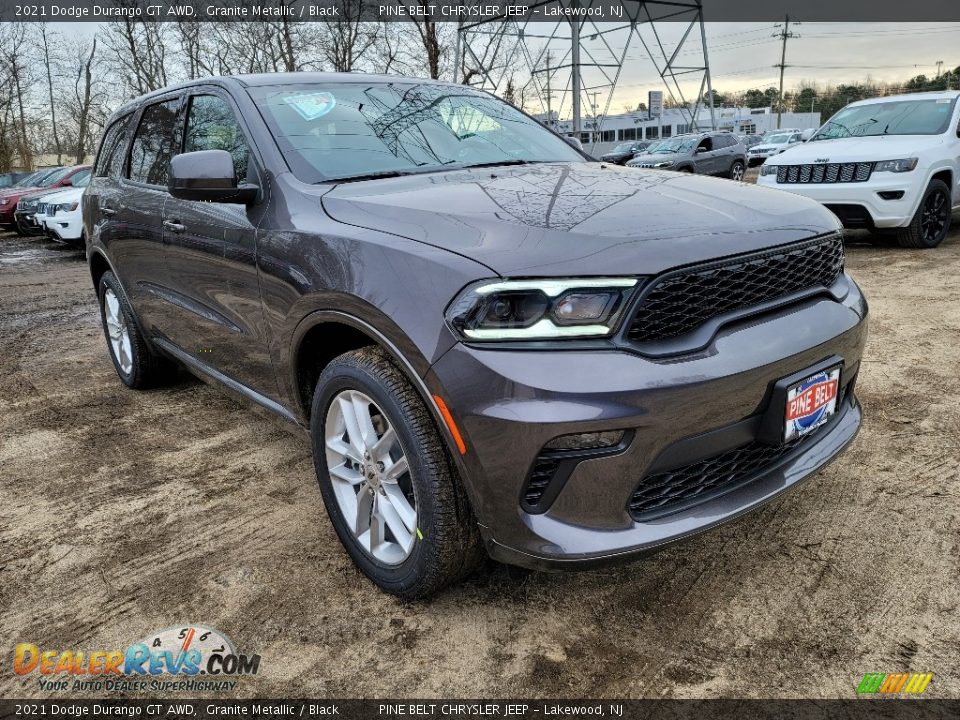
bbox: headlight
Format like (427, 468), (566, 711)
(874, 158), (918, 173)
(652, 161), (674, 168)
(446, 278), (639, 341)
(760, 164), (779, 176)
(0, 198), (8, 206)
(56, 201), (79, 212)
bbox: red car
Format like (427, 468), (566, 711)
(0, 165), (90, 233)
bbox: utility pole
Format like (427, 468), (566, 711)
(544, 51), (554, 127)
(571, 12), (582, 137)
(935, 60), (944, 78)
(773, 15), (798, 129)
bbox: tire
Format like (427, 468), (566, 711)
(729, 160), (746, 181)
(311, 347), (485, 599)
(97, 271), (176, 388)
(895, 179), (952, 249)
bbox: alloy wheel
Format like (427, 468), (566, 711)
(324, 389), (417, 565)
(731, 163), (745, 181)
(103, 288), (133, 375)
(920, 189), (948, 244)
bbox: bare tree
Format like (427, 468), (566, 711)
(404, 10), (450, 80)
(100, 18), (170, 98)
(71, 39), (100, 164)
(38, 25), (64, 165)
(317, 3), (378, 72)
(0, 24), (35, 169)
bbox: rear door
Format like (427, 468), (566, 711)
(107, 95), (186, 336)
(159, 89), (277, 397)
(85, 114), (131, 248)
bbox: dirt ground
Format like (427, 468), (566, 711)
(1, 215), (958, 699)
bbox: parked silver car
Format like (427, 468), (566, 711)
(626, 131), (747, 180)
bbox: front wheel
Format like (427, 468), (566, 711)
(729, 160), (746, 181)
(311, 347), (485, 598)
(895, 179), (952, 249)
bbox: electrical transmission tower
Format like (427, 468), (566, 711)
(455, 0), (715, 153)
(773, 15), (799, 129)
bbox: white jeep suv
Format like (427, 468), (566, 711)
(758, 91), (960, 248)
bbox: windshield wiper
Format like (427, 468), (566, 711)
(456, 159), (548, 170)
(322, 169), (420, 184)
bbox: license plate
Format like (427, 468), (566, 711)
(784, 366), (840, 442)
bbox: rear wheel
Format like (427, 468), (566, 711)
(729, 160), (745, 181)
(311, 347), (485, 598)
(895, 180), (952, 249)
(98, 271), (176, 388)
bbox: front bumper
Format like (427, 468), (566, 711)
(14, 209), (43, 232)
(756, 173), (922, 228)
(427, 277), (868, 570)
(44, 212), (83, 242)
(748, 150), (777, 165)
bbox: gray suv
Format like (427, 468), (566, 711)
(84, 73), (867, 598)
(627, 131), (747, 180)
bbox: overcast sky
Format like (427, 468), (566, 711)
(55, 21), (958, 112)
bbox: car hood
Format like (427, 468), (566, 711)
(626, 153), (680, 165)
(751, 144), (784, 152)
(321, 162), (840, 277)
(36, 187), (83, 204)
(765, 134), (947, 165)
(0, 186), (40, 200)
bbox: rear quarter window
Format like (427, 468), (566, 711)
(94, 115), (132, 179)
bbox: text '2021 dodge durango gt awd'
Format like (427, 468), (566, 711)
(83, 74), (868, 598)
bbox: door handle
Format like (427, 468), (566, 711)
(101, 207), (117, 217)
(163, 220), (186, 233)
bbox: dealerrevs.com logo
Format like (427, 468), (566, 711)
(13, 625), (261, 693)
(857, 672), (934, 696)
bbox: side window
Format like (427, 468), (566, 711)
(184, 94), (250, 182)
(128, 99), (181, 185)
(94, 115), (131, 178)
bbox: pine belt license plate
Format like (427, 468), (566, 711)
(784, 366), (841, 442)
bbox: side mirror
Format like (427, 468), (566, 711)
(168, 150), (257, 204)
(61, 178), (72, 187)
(564, 136), (584, 152)
(696, 147), (708, 154)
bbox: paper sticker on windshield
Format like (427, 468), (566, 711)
(284, 92), (336, 120)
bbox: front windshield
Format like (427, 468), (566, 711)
(651, 136), (697, 154)
(14, 170), (45, 187)
(250, 82), (584, 182)
(812, 97), (958, 141)
(37, 167), (70, 187)
(765, 133), (791, 145)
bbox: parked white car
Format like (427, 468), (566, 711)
(747, 129), (804, 166)
(38, 174), (88, 244)
(757, 91), (960, 248)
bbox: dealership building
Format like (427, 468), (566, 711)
(538, 105), (822, 155)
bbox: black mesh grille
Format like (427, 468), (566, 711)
(629, 436), (806, 520)
(626, 234), (844, 343)
(777, 162), (873, 184)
